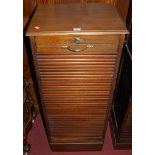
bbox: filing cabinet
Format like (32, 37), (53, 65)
(26, 3), (128, 151)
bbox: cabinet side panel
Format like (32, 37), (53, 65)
(103, 34), (125, 143)
(29, 36), (52, 145)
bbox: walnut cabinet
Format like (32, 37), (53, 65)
(26, 4), (128, 151)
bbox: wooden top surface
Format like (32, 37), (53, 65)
(26, 4), (128, 36)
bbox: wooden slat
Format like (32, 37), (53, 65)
(38, 68), (115, 72)
(40, 81), (112, 86)
(49, 123), (105, 129)
(47, 115), (106, 128)
(51, 136), (103, 143)
(39, 71), (114, 76)
(40, 78), (113, 84)
(38, 64), (115, 69)
(41, 85), (111, 91)
(36, 50), (117, 55)
(51, 138), (103, 144)
(50, 127), (104, 137)
(40, 75), (113, 79)
(42, 97), (110, 103)
(38, 58), (116, 63)
(42, 90), (110, 96)
(44, 103), (108, 115)
(36, 54), (117, 59)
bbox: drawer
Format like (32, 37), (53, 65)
(35, 35), (119, 54)
(35, 35), (119, 45)
(36, 44), (118, 54)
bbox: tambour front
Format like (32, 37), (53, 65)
(26, 3), (128, 151)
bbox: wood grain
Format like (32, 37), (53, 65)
(115, 0), (130, 22)
(26, 4), (128, 36)
(27, 4), (127, 151)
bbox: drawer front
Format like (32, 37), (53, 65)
(36, 44), (118, 54)
(35, 35), (119, 45)
(35, 35), (119, 54)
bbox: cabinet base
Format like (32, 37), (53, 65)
(50, 143), (103, 151)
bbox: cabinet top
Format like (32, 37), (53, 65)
(26, 4), (128, 36)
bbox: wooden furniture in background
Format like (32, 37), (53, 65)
(115, 0), (130, 22)
(24, 17), (40, 112)
(110, 44), (132, 149)
(110, 0), (132, 149)
(23, 0), (130, 21)
(23, 17), (39, 155)
(23, 80), (37, 155)
(26, 4), (128, 151)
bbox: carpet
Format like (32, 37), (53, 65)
(28, 114), (132, 155)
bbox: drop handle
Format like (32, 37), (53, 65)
(62, 44), (94, 52)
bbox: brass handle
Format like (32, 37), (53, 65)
(62, 44), (93, 52)
(72, 38), (83, 44)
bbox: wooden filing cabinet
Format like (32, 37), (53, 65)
(26, 4), (128, 151)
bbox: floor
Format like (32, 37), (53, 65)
(28, 114), (132, 155)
